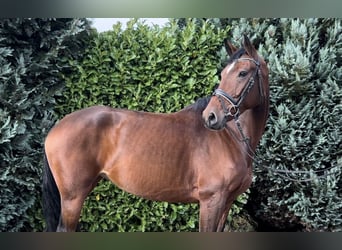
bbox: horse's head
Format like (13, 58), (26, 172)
(203, 35), (268, 130)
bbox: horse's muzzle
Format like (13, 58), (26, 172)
(203, 110), (227, 130)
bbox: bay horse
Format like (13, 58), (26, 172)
(42, 35), (269, 232)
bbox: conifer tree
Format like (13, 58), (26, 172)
(221, 18), (341, 231)
(0, 18), (92, 231)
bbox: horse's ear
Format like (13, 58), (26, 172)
(242, 34), (257, 59)
(224, 38), (237, 57)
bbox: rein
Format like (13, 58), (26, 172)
(232, 112), (339, 183)
(213, 58), (338, 182)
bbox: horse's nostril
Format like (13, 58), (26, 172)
(208, 112), (217, 126)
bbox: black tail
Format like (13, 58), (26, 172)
(42, 151), (61, 231)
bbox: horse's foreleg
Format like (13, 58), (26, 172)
(199, 192), (229, 232)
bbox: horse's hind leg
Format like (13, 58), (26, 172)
(57, 177), (101, 232)
(57, 194), (88, 232)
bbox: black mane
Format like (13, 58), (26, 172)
(185, 96), (211, 113)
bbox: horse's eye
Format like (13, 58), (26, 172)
(238, 71), (248, 78)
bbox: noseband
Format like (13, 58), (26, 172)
(213, 58), (263, 119)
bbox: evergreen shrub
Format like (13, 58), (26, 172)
(224, 18), (341, 231)
(0, 18), (92, 231)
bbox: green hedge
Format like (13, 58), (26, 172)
(58, 19), (227, 114)
(56, 19), (253, 232)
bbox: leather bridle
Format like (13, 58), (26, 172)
(213, 57), (263, 120)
